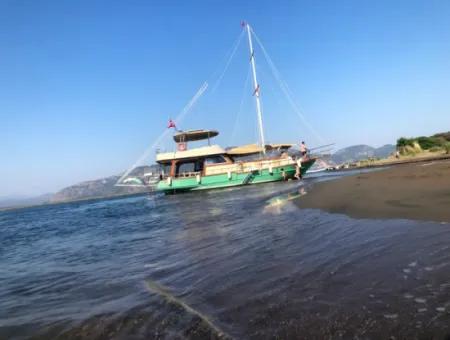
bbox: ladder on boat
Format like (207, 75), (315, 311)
(242, 170), (258, 185)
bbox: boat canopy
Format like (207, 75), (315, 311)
(226, 144), (263, 155)
(156, 145), (226, 163)
(173, 129), (219, 143)
(267, 143), (294, 151)
(226, 143), (294, 156)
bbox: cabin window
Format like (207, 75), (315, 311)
(177, 162), (195, 174)
(176, 160), (203, 176)
(160, 163), (171, 177)
(204, 155), (226, 165)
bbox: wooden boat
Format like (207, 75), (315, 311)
(155, 23), (316, 193)
(156, 131), (315, 193)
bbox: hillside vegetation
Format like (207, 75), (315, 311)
(397, 132), (450, 155)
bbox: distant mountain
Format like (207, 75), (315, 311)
(49, 165), (158, 203)
(373, 144), (396, 158)
(0, 166), (160, 209)
(50, 176), (142, 203)
(331, 144), (395, 164)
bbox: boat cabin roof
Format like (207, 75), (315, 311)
(173, 129), (219, 143)
(226, 143), (294, 156)
(156, 145), (226, 163)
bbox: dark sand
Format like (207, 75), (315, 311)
(298, 160), (450, 222)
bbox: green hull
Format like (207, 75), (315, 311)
(157, 159), (315, 194)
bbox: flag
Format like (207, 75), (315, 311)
(253, 84), (260, 97)
(167, 119), (176, 129)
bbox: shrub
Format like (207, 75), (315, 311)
(416, 136), (443, 150)
(445, 142), (450, 154)
(433, 131), (450, 142)
(429, 146), (442, 152)
(399, 145), (417, 156)
(397, 137), (415, 148)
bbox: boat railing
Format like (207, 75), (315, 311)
(176, 171), (201, 178)
(204, 157), (296, 176)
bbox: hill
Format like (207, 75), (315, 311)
(49, 165), (158, 204)
(49, 176), (148, 203)
(331, 144), (395, 164)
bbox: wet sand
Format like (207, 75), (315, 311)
(298, 160), (450, 222)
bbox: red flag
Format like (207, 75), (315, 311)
(167, 119), (176, 129)
(253, 84), (260, 97)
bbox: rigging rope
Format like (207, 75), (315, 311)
(116, 31), (246, 186)
(250, 27), (326, 145)
(116, 82), (208, 185)
(229, 64), (251, 145)
(116, 25), (325, 186)
(210, 30), (245, 94)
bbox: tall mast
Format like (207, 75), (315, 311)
(245, 23), (266, 154)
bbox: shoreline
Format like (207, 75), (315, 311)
(0, 191), (154, 213)
(331, 153), (450, 171)
(297, 159), (450, 223)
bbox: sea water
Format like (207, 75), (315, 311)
(1, 171), (449, 339)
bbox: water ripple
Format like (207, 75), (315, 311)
(1, 174), (449, 338)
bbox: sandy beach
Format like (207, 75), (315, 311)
(298, 160), (450, 222)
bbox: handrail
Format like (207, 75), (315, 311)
(176, 171), (201, 178)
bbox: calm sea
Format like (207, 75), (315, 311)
(1, 171), (449, 339)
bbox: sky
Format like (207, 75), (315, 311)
(1, 0), (450, 197)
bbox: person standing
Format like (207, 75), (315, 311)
(300, 141), (308, 157)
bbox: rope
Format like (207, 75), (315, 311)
(116, 82), (208, 185)
(229, 64), (251, 145)
(116, 31), (245, 187)
(250, 27), (326, 145)
(210, 30), (245, 94)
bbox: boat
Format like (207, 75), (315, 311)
(156, 133), (315, 194)
(155, 22), (316, 193)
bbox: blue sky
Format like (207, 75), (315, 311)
(1, 0), (450, 196)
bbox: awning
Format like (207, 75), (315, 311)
(156, 145), (226, 162)
(173, 129), (219, 143)
(226, 143), (294, 155)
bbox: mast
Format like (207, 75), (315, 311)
(245, 23), (266, 154)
